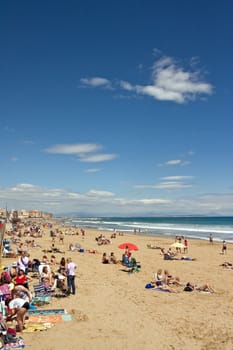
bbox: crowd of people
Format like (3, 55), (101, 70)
(0, 220), (79, 346)
(0, 220), (226, 349)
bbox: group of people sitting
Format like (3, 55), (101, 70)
(102, 252), (121, 264)
(160, 248), (196, 261)
(148, 268), (214, 293)
(101, 249), (141, 273)
(96, 234), (112, 245)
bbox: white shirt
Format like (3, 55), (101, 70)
(17, 256), (29, 271)
(67, 262), (77, 276)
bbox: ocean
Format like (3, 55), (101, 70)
(60, 216), (233, 243)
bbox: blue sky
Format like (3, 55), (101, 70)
(0, 0), (233, 216)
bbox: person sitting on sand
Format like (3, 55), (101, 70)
(184, 282), (215, 293)
(14, 267), (32, 289)
(151, 272), (178, 293)
(58, 257), (67, 275)
(153, 268), (164, 286)
(164, 269), (182, 286)
(50, 255), (57, 266)
(40, 265), (53, 286)
(109, 252), (121, 264)
(41, 255), (49, 264)
(160, 248), (178, 261)
(102, 252), (109, 264)
(51, 243), (65, 253)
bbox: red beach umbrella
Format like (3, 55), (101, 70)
(118, 242), (139, 251)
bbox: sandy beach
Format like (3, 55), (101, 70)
(2, 221), (233, 350)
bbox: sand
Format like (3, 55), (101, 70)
(2, 221), (233, 350)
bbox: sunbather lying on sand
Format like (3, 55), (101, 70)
(220, 262), (233, 269)
(180, 256), (197, 261)
(184, 282), (215, 293)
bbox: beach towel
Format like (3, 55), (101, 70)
(27, 308), (66, 316)
(153, 288), (171, 293)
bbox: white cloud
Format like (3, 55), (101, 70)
(87, 190), (114, 197)
(128, 54), (213, 103)
(82, 52), (213, 104)
(119, 81), (134, 91)
(80, 77), (111, 88)
(135, 181), (193, 190)
(154, 181), (193, 190)
(45, 143), (102, 154)
(79, 153), (118, 163)
(85, 168), (101, 173)
(0, 183), (232, 216)
(159, 159), (190, 166)
(44, 143), (117, 164)
(161, 176), (194, 181)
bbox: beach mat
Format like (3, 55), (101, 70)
(24, 322), (54, 332)
(28, 314), (72, 323)
(27, 308), (66, 316)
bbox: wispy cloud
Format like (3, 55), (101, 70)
(10, 157), (18, 162)
(45, 143), (102, 154)
(159, 159), (190, 166)
(135, 175), (195, 191)
(135, 181), (193, 190)
(4, 126), (15, 133)
(85, 168), (101, 173)
(154, 181), (193, 190)
(44, 143), (118, 164)
(80, 77), (112, 89)
(161, 176), (194, 181)
(79, 153), (118, 163)
(87, 190), (114, 197)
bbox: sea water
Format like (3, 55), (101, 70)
(60, 216), (233, 243)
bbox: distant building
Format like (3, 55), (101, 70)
(0, 208), (53, 220)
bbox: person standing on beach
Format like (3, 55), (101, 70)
(222, 241), (227, 254)
(209, 234), (213, 244)
(184, 239), (188, 253)
(66, 257), (77, 295)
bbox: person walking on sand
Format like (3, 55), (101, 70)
(66, 257), (77, 295)
(222, 241), (227, 255)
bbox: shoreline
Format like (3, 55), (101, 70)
(53, 215), (233, 243)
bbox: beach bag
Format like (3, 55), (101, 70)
(145, 283), (153, 289)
